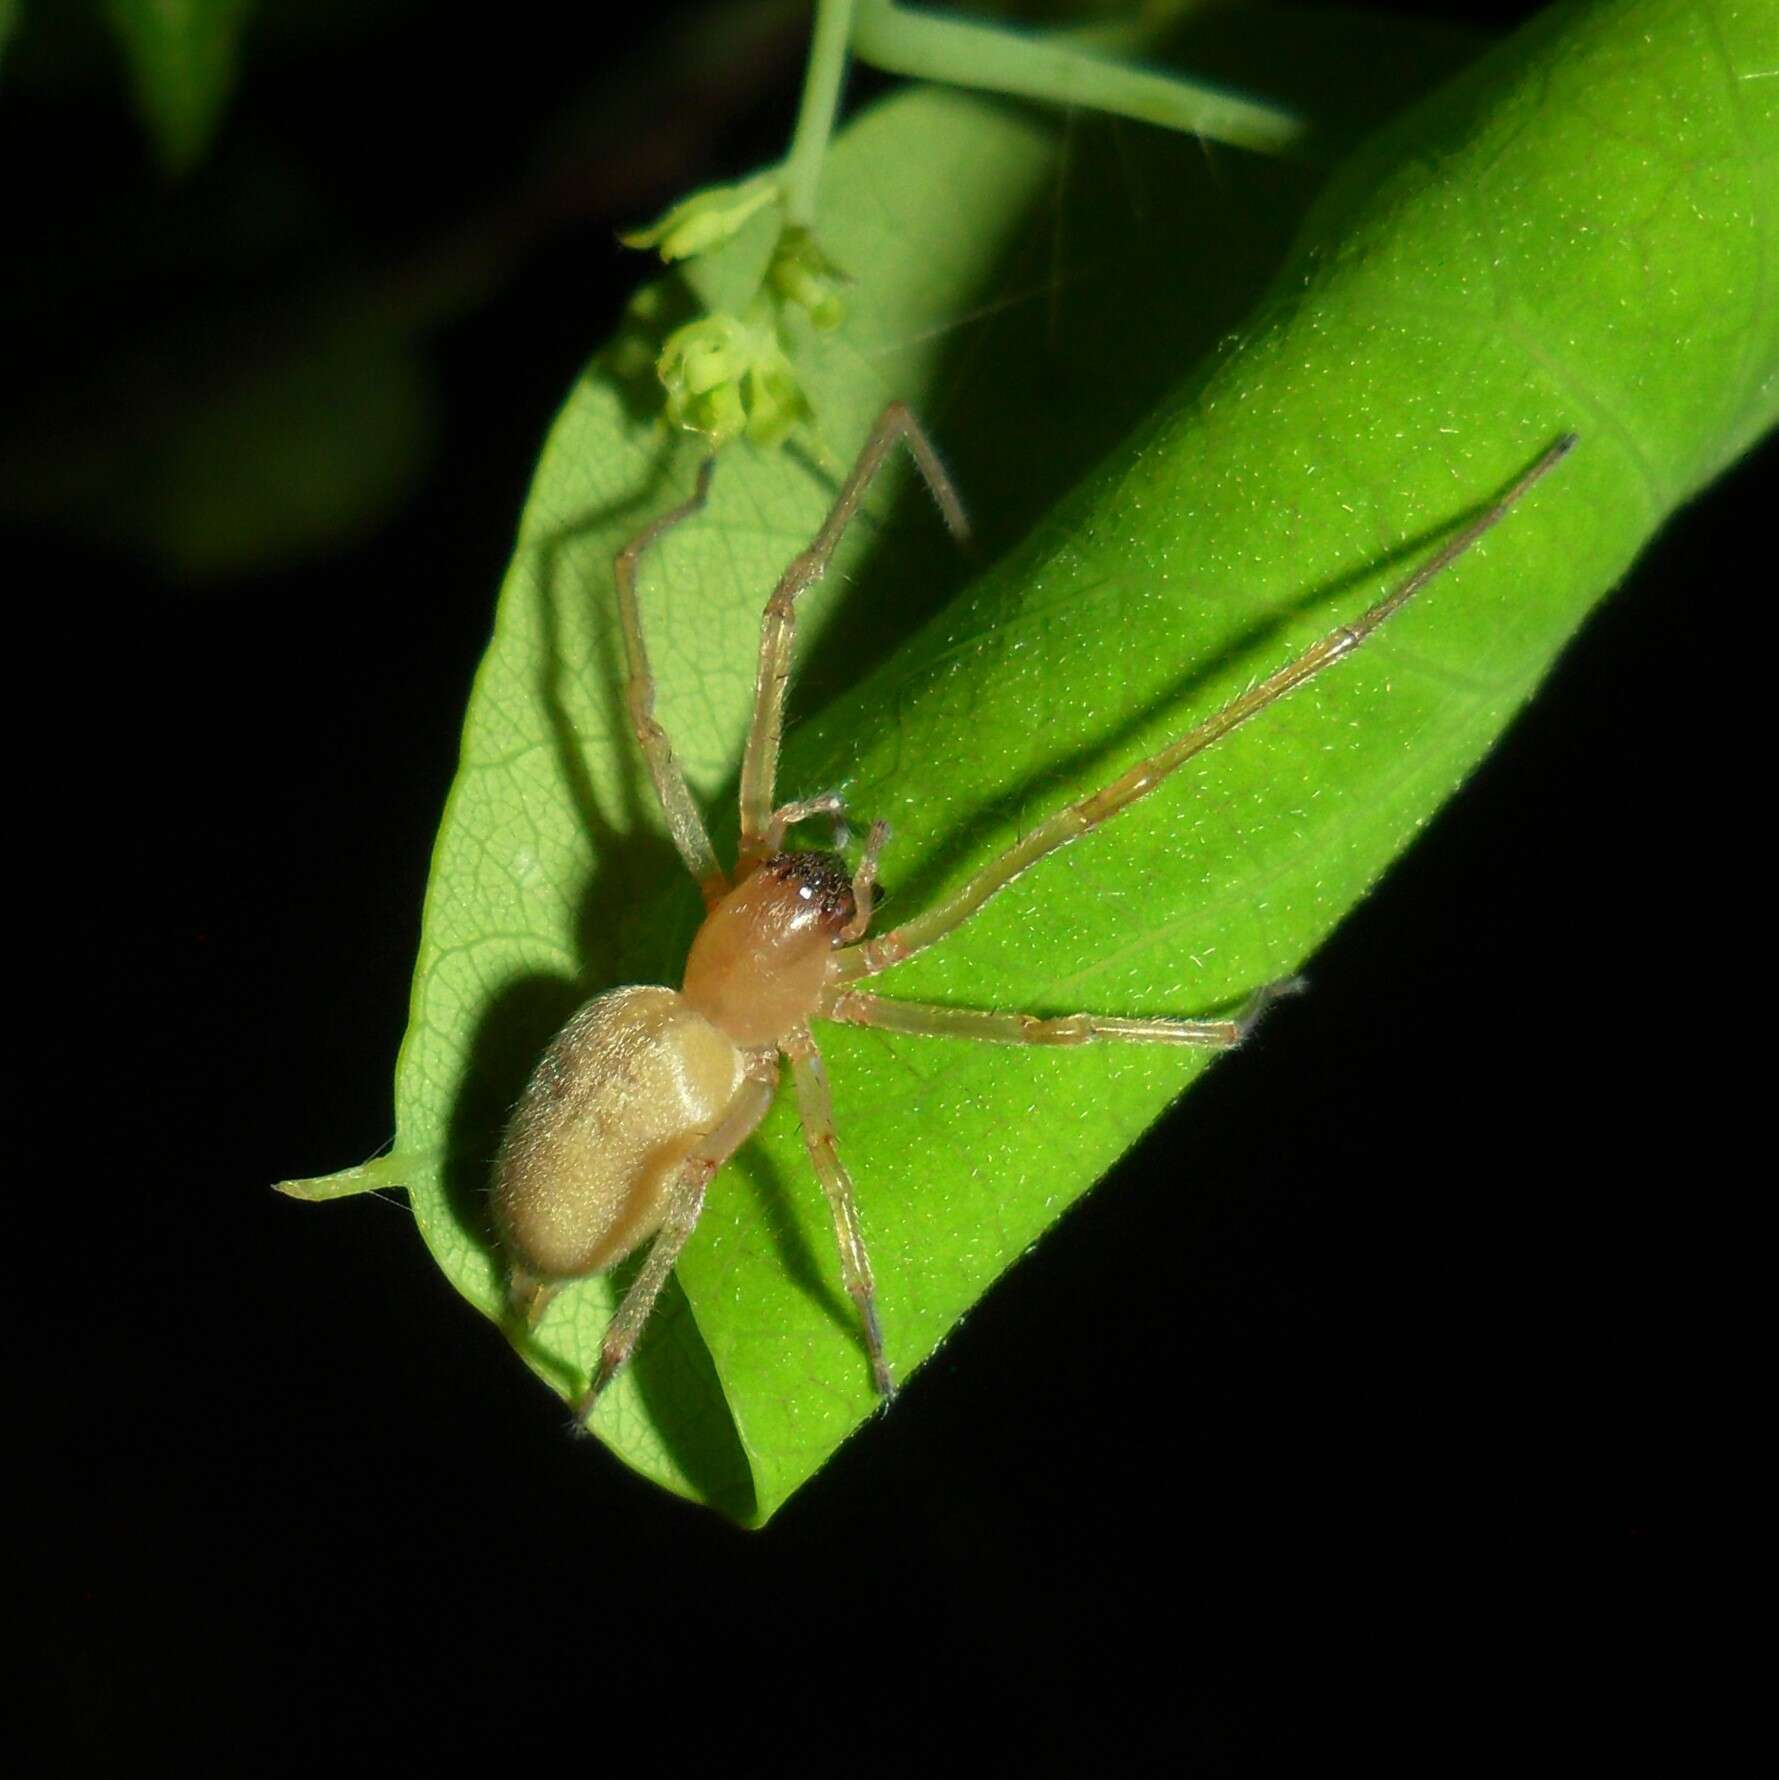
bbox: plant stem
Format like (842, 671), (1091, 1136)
(852, 0), (1304, 158)
(782, 0), (858, 228)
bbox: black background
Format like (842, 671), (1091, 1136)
(18, 2), (1731, 1768)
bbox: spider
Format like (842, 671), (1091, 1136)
(492, 403), (1575, 1420)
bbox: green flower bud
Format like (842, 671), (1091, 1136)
(657, 312), (810, 449)
(620, 173), (780, 264)
(768, 226), (848, 331)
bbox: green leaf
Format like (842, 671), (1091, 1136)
(300, 0), (1779, 1523)
(105, 0), (253, 174)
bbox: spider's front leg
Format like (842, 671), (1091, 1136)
(735, 401), (969, 877)
(830, 433), (1579, 985)
(613, 458), (729, 905)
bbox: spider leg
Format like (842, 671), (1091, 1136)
(783, 1024), (896, 1399)
(507, 1267), (561, 1329)
(574, 1070), (778, 1424)
(832, 433), (1577, 983)
(839, 820), (891, 943)
(819, 977), (1306, 1049)
(761, 790), (849, 854)
(614, 458), (729, 904)
(737, 401), (969, 873)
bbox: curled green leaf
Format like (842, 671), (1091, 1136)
(297, 0), (1778, 1523)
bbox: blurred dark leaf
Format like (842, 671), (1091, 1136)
(104, 0), (255, 173)
(0, 2), (810, 581)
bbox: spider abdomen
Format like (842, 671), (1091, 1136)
(492, 985), (746, 1280)
(681, 850), (856, 1047)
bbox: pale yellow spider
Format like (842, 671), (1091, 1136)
(492, 404), (1575, 1420)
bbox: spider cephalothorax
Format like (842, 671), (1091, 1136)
(681, 851), (860, 1047)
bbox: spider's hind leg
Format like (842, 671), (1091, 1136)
(572, 1072), (778, 1426)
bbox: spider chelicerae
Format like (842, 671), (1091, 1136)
(491, 403), (1575, 1420)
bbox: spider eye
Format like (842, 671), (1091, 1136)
(760, 849), (856, 929)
